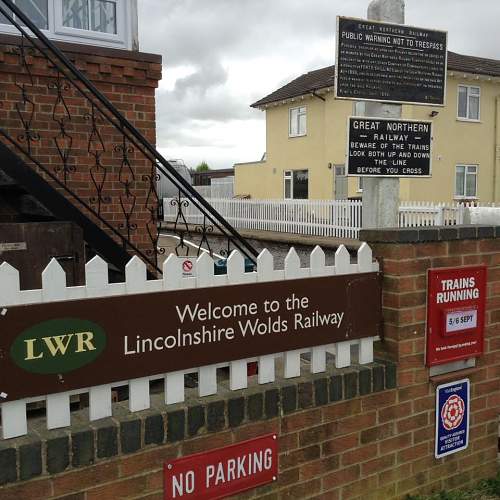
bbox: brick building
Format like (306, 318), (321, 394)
(0, 0), (163, 278)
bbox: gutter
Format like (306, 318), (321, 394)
(495, 96), (500, 202)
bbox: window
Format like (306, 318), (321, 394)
(357, 177), (364, 192)
(0, 0), (130, 48)
(289, 106), (306, 137)
(284, 170), (308, 199)
(455, 165), (477, 198)
(457, 85), (480, 121)
(62, 0), (117, 34)
(0, 0), (48, 29)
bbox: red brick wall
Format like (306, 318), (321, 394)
(0, 34), (162, 267)
(0, 227), (498, 500)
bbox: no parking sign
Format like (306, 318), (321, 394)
(435, 379), (470, 459)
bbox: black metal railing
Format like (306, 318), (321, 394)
(0, 0), (258, 274)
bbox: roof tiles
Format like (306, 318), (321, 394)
(251, 51), (500, 108)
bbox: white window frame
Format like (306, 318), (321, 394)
(0, 0), (131, 49)
(283, 170), (293, 199)
(357, 176), (364, 193)
(454, 164), (478, 199)
(289, 106), (306, 138)
(283, 169), (309, 199)
(457, 85), (481, 122)
(54, 0), (126, 45)
(0, 0), (52, 35)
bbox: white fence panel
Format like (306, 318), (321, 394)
(164, 197), (493, 240)
(398, 201), (466, 227)
(0, 244), (378, 439)
(164, 198), (363, 239)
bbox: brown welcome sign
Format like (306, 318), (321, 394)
(0, 273), (381, 401)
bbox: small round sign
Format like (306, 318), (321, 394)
(441, 394), (465, 431)
(182, 259), (193, 273)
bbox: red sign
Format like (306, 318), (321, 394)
(426, 266), (486, 366)
(182, 259), (193, 273)
(164, 434), (278, 499)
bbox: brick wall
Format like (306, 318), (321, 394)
(0, 34), (162, 264)
(0, 226), (498, 499)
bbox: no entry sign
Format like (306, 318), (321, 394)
(426, 266), (486, 366)
(164, 434), (278, 499)
(435, 379), (470, 459)
(347, 117), (432, 177)
(178, 257), (195, 277)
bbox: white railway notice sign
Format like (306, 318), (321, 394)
(347, 117), (432, 177)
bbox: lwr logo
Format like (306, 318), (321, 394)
(11, 318), (106, 375)
(24, 331), (96, 360)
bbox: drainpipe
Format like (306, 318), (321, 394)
(494, 96), (500, 203)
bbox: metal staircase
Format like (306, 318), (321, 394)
(0, 0), (258, 275)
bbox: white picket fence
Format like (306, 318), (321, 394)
(0, 244), (378, 440)
(165, 198), (497, 238)
(398, 201), (465, 227)
(164, 198), (362, 239)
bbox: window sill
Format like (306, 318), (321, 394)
(288, 134), (307, 139)
(453, 197), (478, 201)
(456, 118), (481, 123)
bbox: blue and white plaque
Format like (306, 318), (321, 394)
(435, 379), (470, 459)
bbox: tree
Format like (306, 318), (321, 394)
(195, 161), (210, 172)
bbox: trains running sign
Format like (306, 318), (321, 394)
(347, 117), (432, 177)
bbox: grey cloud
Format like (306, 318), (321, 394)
(172, 59), (228, 98)
(157, 88), (257, 125)
(140, 0), (500, 167)
(139, 0), (363, 67)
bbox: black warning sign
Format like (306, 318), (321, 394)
(335, 17), (447, 106)
(347, 117), (432, 177)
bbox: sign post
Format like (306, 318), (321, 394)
(335, 0), (447, 228)
(362, 0), (404, 229)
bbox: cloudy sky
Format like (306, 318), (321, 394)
(138, 0), (500, 170)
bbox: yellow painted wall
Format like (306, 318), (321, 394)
(234, 161), (271, 198)
(235, 73), (500, 203)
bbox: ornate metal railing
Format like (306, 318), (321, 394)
(0, 0), (258, 274)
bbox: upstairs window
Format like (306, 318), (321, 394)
(0, 0), (48, 29)
(457, 85), (480, 121)
(62, 0), (117, 34)
(284, 170), (309, 199)
(455, 165), (477, 198)
(0, 0), (131, 48)
(289, 106), (306, 137)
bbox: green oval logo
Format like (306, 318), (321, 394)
(10, 318), (107, 374)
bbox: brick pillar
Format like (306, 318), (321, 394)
(360, 225), (500, 489)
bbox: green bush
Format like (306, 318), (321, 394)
(405, 473), (500, 500)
